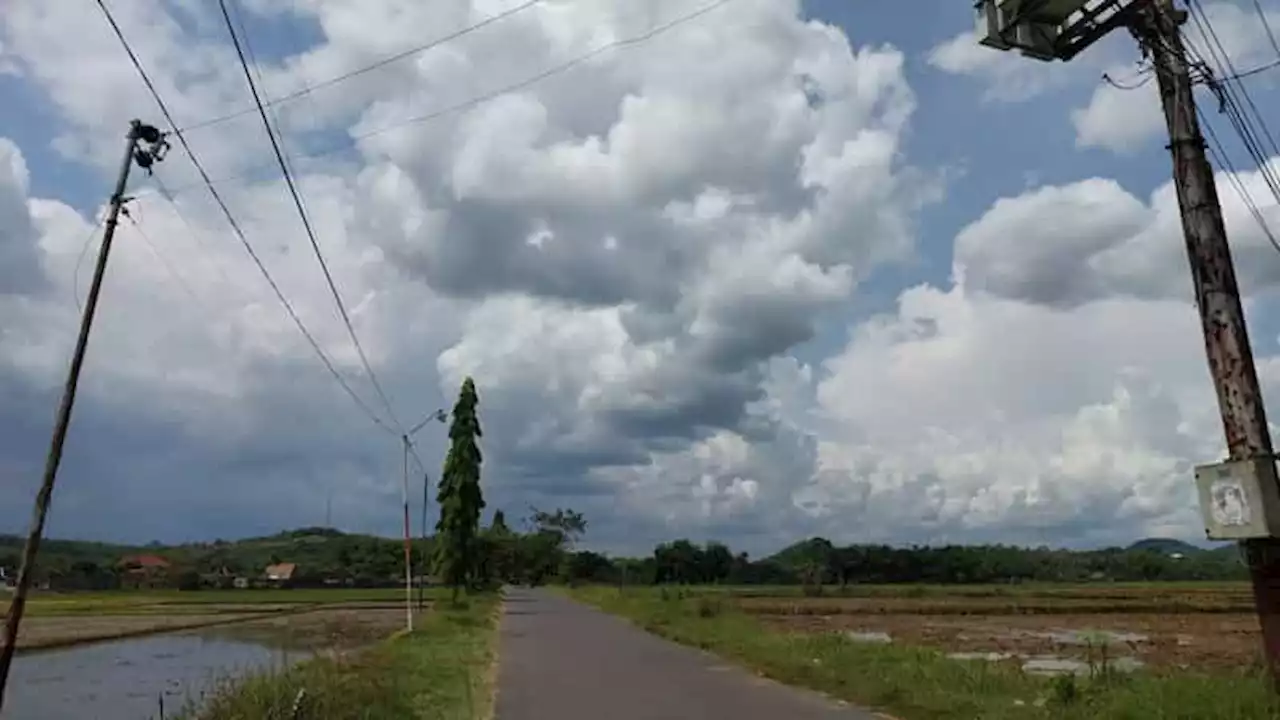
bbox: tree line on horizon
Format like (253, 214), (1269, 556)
(1, 526), (1247, 591)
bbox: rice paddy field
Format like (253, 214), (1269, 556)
(2, 587), (414, 650)
(570, 582), (1278, 720)
(722, 582), (1262, 671)
(1, 587), (496, 719)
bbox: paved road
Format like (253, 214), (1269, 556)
(495, 588), (874, 720)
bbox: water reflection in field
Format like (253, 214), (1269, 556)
(2, 632), (305, 720)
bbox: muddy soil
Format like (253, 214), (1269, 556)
(15, 612), (262, 649)
(736, 593), (1255, 616)
(11, 600), (413, 651)
(762, 611), (1263, 671)
(204, 607), (409, 651)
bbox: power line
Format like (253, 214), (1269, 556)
(1198, 102), (1280, 254)
(218, 0), (406, 435)
(1183, 5), (1276, 181)
(1253, 0), (1280, 61)
(1185, 2), (1280, 204)
(72, 220), (103, 314)
(95, 0), (398, 437)
(1102, 67), (1153, 90)
(1181, 0), (1280, 262)
(226, 0), (299, 182)
(120, 205), (203, 306)
(1224, 56), (1280, 82)
(407, 440), (428, 477)
(149, 173), (239, 292)
(1188, 0), (1280, 163)
(166, 0), (738, 196)
(180, 0), (544, 134)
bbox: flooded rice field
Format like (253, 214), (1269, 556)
(3, 632), (305, 720)
(1, 606), (405, 720)
(748, 588), (1263, 675)
(784, 613), (1264, 670)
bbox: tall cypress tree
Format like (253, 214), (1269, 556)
(434, 377), (485, 601)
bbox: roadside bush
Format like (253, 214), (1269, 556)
(1051, 674), (1079, 706)
(696, 597), (723, 618)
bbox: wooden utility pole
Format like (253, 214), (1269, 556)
(1135, 0), (1280, 683)
(0, 120), (166, 710)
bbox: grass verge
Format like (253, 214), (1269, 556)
(568, 586), (1279, 720)
(183, 592), (501, 720)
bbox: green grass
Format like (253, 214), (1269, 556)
(568, 586), (1279, 720)
(182, 592), (501, 720)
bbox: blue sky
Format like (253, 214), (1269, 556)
(3, 0), (1280, 555)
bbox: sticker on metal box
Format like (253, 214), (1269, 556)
(1210, 478), (1250, 527)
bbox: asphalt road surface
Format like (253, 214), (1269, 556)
(495, 588), (875, 720)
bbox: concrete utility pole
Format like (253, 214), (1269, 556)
(401, 435), (414, 632)
(1133, 0), (1280, 684)
(400, 409), (447, 631)
(974, 0), (1280, 686)
(0, 119), (168, 710)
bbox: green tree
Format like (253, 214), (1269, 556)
(518, 507), (587, 584)
(701, 542), (733, 583)
(481, 510), (518, 586)
(529, 507), (587, 549)
(434, 377), (486, 601)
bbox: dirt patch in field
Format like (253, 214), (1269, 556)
(202, 607), (413, 652)
(761, 611), (1264, 671)
(13, 612), (264, 650)
(736, 593), (1255, 616)
(11, 603), (414, 652)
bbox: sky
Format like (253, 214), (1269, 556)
(4, 0), (1280, 557)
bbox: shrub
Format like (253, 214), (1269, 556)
(696, 597), (723, 618)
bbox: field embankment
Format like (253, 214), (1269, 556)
(569, 584), (1279, 720)
(183, 592), (501, 720)
(4, 588), (408, 651)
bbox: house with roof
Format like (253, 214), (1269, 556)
(117, 554), (171, 589)
(263, 562), (297, 588)
(199, 566), (237, 590)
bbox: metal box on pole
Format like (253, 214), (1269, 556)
(1195, 458), (1280, 540)
(974, 0), (1145, 62)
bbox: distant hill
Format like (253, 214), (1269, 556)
(765, 536), (1225, 562)
(764, 537), (835, 568)
(1128, 538), (1206, 555)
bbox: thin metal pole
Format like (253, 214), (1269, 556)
(0, 121), (143, 709)
(419, 471), (429, 612)
(402, 435), (413, 632)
